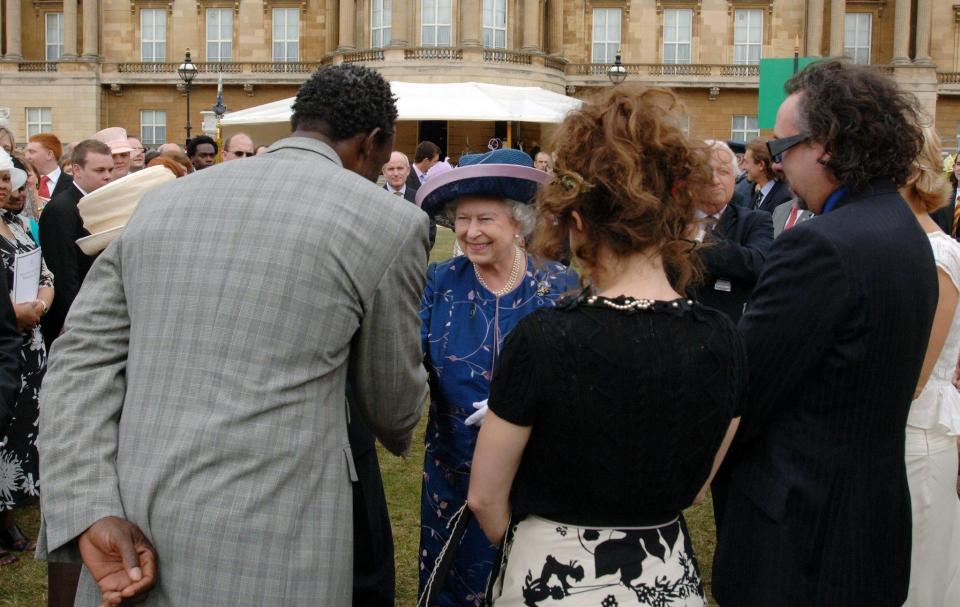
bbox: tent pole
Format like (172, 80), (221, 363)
(506, 121), (513, 149)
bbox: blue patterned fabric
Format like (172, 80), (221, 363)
(418, 254), (577, 606)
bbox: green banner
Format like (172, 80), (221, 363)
(758, 57), (819, 129)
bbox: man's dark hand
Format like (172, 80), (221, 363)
(78, 516), (158, 606)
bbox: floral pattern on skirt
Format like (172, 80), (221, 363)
(0, 210), (52, 511)
(489, 515), (705, 607)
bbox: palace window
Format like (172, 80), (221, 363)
(206, 8), (233, 61)
(141, 9), (167, 62)
(733, 9), (762, 65)
(45, 13), (64, 61)
(421, 0), (452, 47)
(731, 115), (759, 143)
(140, 110), (167, 146)
(273, 8), (300, 61)
(25, 108), (53, 138)
(371, 0), (392, 48)
(663, 8), (692, 64)
(844, 13), (871, 65)
(482, 0), (507, 49)
(591, 8), (622, 64)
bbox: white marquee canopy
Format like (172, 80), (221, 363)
(218, 81), (582, 143)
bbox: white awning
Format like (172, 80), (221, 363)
(219, 81), (581, 142)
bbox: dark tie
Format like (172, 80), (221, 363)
(752, 189), (763, 209)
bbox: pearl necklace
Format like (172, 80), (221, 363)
(586, 295), (655, 311)
(475, 246), (523, 297)
(585, 295), (694, 312)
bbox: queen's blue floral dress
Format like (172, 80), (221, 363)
(418, 253), (577, 606)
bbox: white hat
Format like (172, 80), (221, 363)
(75, 165), (175, 255)
(0, 148), (28, 192)
(94, 127), (134, 155)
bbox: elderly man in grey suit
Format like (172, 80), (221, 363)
(37, 64), (429, 606)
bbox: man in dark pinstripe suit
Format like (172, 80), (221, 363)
(712, 60), (939, 607)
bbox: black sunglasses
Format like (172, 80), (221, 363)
(767, 133), (811, 164)
(227, 150), (255, 158)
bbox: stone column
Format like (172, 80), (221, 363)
(460, 0), (481, 47)
(6, 0), (22, 60)
(82, 0), (99, 58)
(547, 0), (563, 55)
(915, 0), (933, 64)
(890, 0), (910, 64)
(63, 0), (79, 59)
(389, 0), (408, 47)
(337, 0), (356, 51)
(829, 0), (845, 57)
(805, 0), (824, 57)
(521, 0), (540, 52)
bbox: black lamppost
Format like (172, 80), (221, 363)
(608, 49), (627, 85)
(177, 49), (199, 146)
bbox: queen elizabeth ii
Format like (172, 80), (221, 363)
(416, 148), (577, 606)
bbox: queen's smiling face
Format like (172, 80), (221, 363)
(453, 196), (520, 271)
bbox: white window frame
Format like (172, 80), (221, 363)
(272, 8), (300, 61)
(733, 9), (762, 65)
(421, 0), (452, 47)
(45, 12), (64, 61)
(731, 115), (759, 143)
(371, 0), (392, 48)
(844, 13), (871, 65)
(663, 9), (692, 65)
(591, 8), (621, 64)
(140, 110), (167, 146)
(25, 108), (53, 138)
(141, 9), (167, 62)
(482, 0), (507, 49)
(206, 8), (233, 62)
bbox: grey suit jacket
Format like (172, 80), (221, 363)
(37, 137), (430, 605)
(771, 198), (814, 238)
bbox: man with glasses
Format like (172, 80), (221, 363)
(221, 132), (256, 162)
(713, 59), (939, 607)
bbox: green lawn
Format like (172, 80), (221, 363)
(0, 227), (719, 606)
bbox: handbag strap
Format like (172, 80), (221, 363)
(417, 502), (474, 607)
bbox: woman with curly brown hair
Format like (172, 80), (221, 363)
(468, 85), (743, 607)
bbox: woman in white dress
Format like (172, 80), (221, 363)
(900, 126), (960, 606)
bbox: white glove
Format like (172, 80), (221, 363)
(464, 399), (489, 427)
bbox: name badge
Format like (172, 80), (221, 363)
(714, 279), (732, 293)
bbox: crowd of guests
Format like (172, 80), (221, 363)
(0, 58), (957, 607)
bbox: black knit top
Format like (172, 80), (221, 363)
(488, 294), (746, 526)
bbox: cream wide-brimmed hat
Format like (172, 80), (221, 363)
(94, 126), (134, 155)
(76, 165), (175, 255)
(0, 149), (27, 192)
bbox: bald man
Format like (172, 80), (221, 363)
(222, 133), (255, 162)
(382, 151), (435, 249)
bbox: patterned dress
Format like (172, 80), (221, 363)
(0, 210), (53, 511)
(418, 253), (577, 606)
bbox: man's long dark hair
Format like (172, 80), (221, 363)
(785, 59), (923, 193)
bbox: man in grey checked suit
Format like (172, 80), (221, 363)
(37, 64), (429, 606)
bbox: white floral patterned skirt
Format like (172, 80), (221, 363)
(488, 515), (706, 607)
